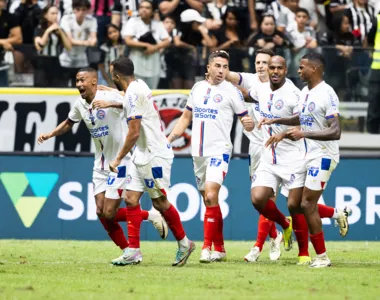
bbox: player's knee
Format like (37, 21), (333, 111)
(300, 197), (314, 213)
(103, 209), (116, 220)
(288, 202), (301, 214)
(250, 190), (264, 209)
(124, 193), (139, 207)
(152, 196), (170, 212)
(96, 207), (104, 218)
(204, 191), (218, 206)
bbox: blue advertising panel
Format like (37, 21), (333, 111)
(0, 156), (379, 241)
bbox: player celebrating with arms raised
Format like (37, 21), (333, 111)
(38, 68), (167, 262)
(108, 57), (195, 267)
(168, 50), (254, 263)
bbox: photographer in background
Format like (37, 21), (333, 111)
(122, 0), (170, 89)
(33, 5), (72, 87)
(0, 0), (22, 86)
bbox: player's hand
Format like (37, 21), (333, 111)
(144, 44), (157, 55)
(258, 117), (275, 129)
(265, 132), (286, 148)
(2, 41), (13, 51)
(92, 100), (109, 109)
(241, 116), (254, 132)
(109, 159), (121, 173)
(37, 133), (51, 144)
(287, 127), (304, 141)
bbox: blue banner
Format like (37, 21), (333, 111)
(0, 156), (379, 241)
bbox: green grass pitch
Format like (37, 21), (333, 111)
(0, 240), (379, 299)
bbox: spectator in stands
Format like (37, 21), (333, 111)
(236, 0), (261, 38)
(204, 0), (234, 31)
(33, 5), (72, 87)
(366, 11), (380, 133)
(288, 7), (317, 87)
(90, 0), (114, 45)
(0, 0), (22, 86)
(344, 0), (375, 45)
(122, 0), (170, 89)
(325, 0), (352, 31)
(98, 24), (125, 86)
(265, 0), (294, 33)
(213, 7), (245, 71)
(158, 0), (202, 24)
(59, 0), (97, 87)
(247, 14), (290, 55)
(172, 9), (217, 88)
(320, 14), (362, 101)
(298, 0), (318, 28)
(13, 0), (41, 73)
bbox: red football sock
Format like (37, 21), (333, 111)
(318, 204), (335, 218)
(310, 231), (326, 255)
(258, 200), (290, 229)
(213, 205), (225, 253)
(99, 218), (129, 250)
(203, 206), (218, 250)
(254, 214), (272, 251)
(126, 205), (144, 248)
(292, 214), (309, 257)
(162, 204), (186, 241)
(114, 208), (149, 223)
(268, 220), (277, 239)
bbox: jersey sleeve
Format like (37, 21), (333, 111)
(123, 90), (146, 123)
(68, 101), (82, 123)
(90, 18), (98, 33)
(231, 87), (248, 116)
(122, 18), (136, 37)
(325, 89), (340, 119)
(60, 15), (70, 34)
(238, 72), (257, 90)
(186, 83), (199, 111)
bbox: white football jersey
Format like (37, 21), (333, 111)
(68, 90), (129, 171)
(238, 72), (265, 145)
(186, 80), (248, 157)
(298, 81), (340, 163)
(123, 79), (174, 165)
(252, 79), (305, 167)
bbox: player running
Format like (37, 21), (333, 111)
(262, 53), (349, 267)
(168, 50), (255, 263)
(226, 49), (283, 262)
(108, 57), (195, 267)
(37, 68), (167, 262)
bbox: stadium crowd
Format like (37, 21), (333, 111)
(0, 0), (379, 95)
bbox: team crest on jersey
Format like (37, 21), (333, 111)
(213, 94), (223, 103)
(308, 102), (316, 112)
(274, 99), (284, 110)
(126, 175), (132, 184)
(97, 109), (106, 120)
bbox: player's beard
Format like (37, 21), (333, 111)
(114, 81), (123, 91)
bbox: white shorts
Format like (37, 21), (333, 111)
(251, 160), (305, 196)
(92, 158), (131, 200)
(304, 156), (337, 191)
(193, 154), (230, 191)
(249, 142), (262, 179)
(125, 157), (172, 199)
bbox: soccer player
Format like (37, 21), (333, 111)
(37, 68), (167, 261)
(262, 53), (347, 267)
(226, 49), (283, 262)
(168, 50), (255, 263)
(108, 57), (195, 267)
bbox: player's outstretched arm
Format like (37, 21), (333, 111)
(37, 119), (74, 144)
(288, 115), (341, 141)
(225, 71), (241, 86)
(265, 130), (287, 148)
(168, 109), (192, 143)
(92, 100), (122, 110)
(258, 115), (300, 129)
(110, 119), (141, 172)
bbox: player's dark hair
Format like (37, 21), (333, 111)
(72, 0), (91, 10)
(208, 50), (230, 63)
(111, 57), (134, 77)
(256, 49), (275, 57)
(77, 67), (98, 78)
(295, 7), (309, 17)
(302, 52), (326, 68)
